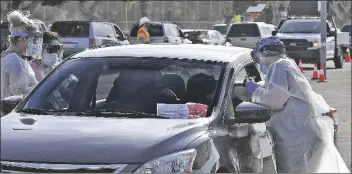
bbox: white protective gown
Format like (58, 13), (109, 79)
(252, 58), (349, 173)
(1, 52), (38, 98)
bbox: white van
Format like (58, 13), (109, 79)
(226, 22), (277, 48)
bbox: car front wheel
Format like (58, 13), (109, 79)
(334, 48), (343, 69)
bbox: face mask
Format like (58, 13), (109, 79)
(43, 53), (59, 67)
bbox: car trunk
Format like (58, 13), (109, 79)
(50, 21), (90, 58)
(227, 24), (261, 48)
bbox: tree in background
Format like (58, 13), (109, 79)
(222, 1), (233, 31)
(140, 1), (151, 18)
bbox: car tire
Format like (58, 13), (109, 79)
(334, 48), (343, 69)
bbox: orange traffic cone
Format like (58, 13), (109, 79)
(317, 65), (327, 83)
(298, 59), (304, 73)
(311, 64), (319, 80)
(345, 51), (351, 62)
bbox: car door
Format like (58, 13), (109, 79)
(209, 31), (219, 45)
(326, 22), (335, 59)
(170, 25), (182, 43)
(93, 23), (118, 47)
(112, 24), (129, 45)
(215, 31), (226, 45)
(231, 61), (274, 163)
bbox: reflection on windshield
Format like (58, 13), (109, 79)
(279, 21), (321, 33)
(23, 58), (225, 117)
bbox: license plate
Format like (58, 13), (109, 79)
(63, 43), (76, 48)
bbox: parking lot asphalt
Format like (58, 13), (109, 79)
(302, 61), (351, 171)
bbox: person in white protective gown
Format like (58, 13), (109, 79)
(1, 10), (42, 98)
(246, 36), (350, 173)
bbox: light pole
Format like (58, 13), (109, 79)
(320, 1), (327, 79)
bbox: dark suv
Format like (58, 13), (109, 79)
(50, 20), (130, 58)
(1, 44), (276, 173)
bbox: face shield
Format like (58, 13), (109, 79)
(42, 41), (63, 67)
(26, 31), (43, 59)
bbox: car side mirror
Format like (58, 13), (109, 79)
(1, 95), (23, 116)
(228, 102), (271, 124)
(185, 34), (189, 38)
(226, 38), (231, 42)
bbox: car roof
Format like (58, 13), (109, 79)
(72, 44), (252, 63)
(214, 24), (227, 26)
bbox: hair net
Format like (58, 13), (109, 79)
(7, 10), (38, 34)
(251, 36), (286, 63)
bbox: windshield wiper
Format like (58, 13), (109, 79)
(75, 109), (170, 119)
(19, 108), (52, 115)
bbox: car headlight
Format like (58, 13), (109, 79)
(134, 149), (197, 173)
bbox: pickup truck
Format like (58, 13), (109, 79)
(277, 16), (344, 69)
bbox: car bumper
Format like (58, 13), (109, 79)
(286, 48), (320, 63)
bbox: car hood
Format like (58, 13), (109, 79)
(1, 113), (209, 164)
(277, 33), (320, 42)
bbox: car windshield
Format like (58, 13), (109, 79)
(51, 21), (90, 37)
(341, 25), (351, 36)
(213, 25), (227, 35)
(279, 21), (321, 33)
(22, 58), (225, 117)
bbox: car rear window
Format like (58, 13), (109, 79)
(130, 23), (164, 37)
(227, 24), (260, 37)
(51, 22), (90, 37)
(342, 25), (351, 36)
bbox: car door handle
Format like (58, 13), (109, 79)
(240, 38), (246, 41)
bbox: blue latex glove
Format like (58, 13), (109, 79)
(246, 80), (259, 93)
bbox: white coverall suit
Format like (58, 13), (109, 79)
(252, 57), (349, 172)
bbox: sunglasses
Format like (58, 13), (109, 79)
(43, 43), (63, 54)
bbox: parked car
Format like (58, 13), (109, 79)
(341, 24), (351, 54)
(277, 18), (343, 68)
(129, 21), (192, 44)
(0, 44), (277, 173)
(0, 21), (10, 53)
(50, 20), (130, 58)
(226, 22), (277, 49)
(213, 23), (228, 37)
(182, 29), (231, 45)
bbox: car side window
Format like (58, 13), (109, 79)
(171, 26), (179, 37)
(177, 27), (185, 37)
(113, 25), (124, 40)
(234, 67), (248, 84)
(43, 74), (79, 110)
(95, 23), (115, 38)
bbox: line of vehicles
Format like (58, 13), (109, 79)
(1, 16), (351, 68)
